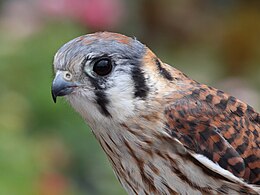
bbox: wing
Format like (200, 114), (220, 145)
(164, 84), (260, 185)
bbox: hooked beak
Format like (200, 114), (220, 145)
(51, 71), (78, 103)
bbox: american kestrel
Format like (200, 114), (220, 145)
(51, 32), (260, 195)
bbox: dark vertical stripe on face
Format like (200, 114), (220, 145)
(131, 65), (149, 99)
(95, 90), (111, 117)
(84, 67), (111, 117)
(155, 58), (173, 81)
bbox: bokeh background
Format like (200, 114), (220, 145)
(0, 0), (260, 194)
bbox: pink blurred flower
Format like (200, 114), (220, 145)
(40, 0), (125, 29)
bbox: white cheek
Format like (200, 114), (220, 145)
(66, 68), (140, 125)
(106, 74), (136, 122)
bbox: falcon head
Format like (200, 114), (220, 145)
(52, 32), (172, 124)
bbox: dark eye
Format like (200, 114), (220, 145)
(93, 58), (112, 76)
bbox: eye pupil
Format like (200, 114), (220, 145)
(93, 59), (112, 76)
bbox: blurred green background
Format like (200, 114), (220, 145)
(0, 0), (259, 194)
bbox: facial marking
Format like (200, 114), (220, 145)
(131, 65), (149, 99)
(95, 90), (111, 117)
(155, 58), (173, 81)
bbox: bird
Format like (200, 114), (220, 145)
(51, 32), (260, 195)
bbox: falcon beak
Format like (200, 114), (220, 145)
(51, 71), (78, 103)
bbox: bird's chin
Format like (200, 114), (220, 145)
(67, 95), (108, 126)
(65, 93), (81, 104)
(66, 92), (92, 111)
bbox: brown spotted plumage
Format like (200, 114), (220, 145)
(164, 83), (260, 184)
(52, 32), (260, 194)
